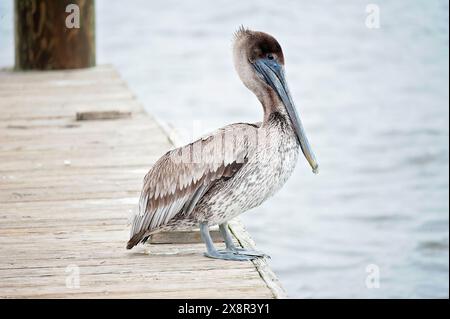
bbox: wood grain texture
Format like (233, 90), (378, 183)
(14, 0), (95, 70)
(0, 65), (284, 299)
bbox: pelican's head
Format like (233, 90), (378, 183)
(232, 27), (319, 174)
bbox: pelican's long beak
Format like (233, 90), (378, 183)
(253, 58), (319, 174)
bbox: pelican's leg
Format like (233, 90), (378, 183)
(219, 222), (239, 250)
(199, 222), (254, 261)
(218, 223), (270, 259)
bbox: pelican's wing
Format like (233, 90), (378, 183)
(127, 123), (259, 248)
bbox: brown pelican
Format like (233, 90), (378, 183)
(127, 27), (319, 261)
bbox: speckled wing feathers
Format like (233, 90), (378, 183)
(127, 123), (259, 249)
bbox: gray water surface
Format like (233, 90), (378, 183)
(1, 0), (448, 298)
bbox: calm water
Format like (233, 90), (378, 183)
(1, 0), (448, 298)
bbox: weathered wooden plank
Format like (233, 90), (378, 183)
(1, 286), (273, 299)
(0, 65), (116, 83)
(0, 97), (142, 120)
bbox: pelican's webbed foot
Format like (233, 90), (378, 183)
(217, 247), (270, 259)
(204, 250), (256, 261)
(199, 222), (257, 261)
(217, 223), (270, 259)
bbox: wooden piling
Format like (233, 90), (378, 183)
(14, 0), (95, 70)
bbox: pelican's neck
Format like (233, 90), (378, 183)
(257, 87), (286, 123)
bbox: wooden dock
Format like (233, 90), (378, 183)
(0, 65), (286, 299)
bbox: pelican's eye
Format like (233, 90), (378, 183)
(267, 54), (274, 60)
